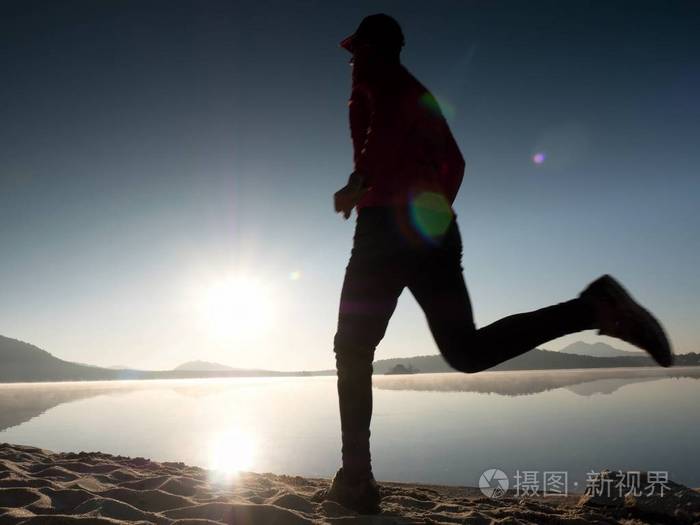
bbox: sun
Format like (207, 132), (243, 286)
(196, 275), (275, 341)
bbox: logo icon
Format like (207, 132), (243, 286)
(479, 468), (509, 498)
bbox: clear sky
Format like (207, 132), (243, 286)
(1, 1), (698, 371)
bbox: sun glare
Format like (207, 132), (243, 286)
(196, 275), (275, 341)
(207, 429), (257, 481)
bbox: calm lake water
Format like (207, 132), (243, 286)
(1, 367), (698, 489)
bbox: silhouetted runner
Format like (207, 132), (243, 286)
(320, 14), (673, 515)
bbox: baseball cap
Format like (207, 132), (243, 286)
(339, 14), (405, 54)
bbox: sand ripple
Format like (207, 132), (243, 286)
(0, 443), (698, 524)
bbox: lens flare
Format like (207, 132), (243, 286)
(419, 92), (456, 120)
(409, 192), (454, 243)
(532, 152), (546, 165)
(288, 271), (301, 281)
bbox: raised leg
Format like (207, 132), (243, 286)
(408, 220), (596, 372)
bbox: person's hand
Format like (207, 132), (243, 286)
(334, 172), (370, 219)
(334, 185), (367, 219)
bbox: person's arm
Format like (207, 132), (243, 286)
(334, 85), (373, 219)
(334, 171), (368, 219)
(334, 82), (405, 218)
(353, 84), (403, 188)
(349, 84), (371, 172)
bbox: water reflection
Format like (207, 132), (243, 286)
(1, 368), (699, 434)
(0, 378), (293, 433)
(0, 377), (341, 480)
(207, 427), (257, 480)
(373, 366), (700, 396)
(0, 370), (698, 487)
(0, 382), (127, 432)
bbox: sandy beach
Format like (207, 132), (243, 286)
(1, 443), (698, 524)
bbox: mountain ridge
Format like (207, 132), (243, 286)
(554, 341), (641, 358)
(174, 360), (236, 372)
(1, 334), (698, 383)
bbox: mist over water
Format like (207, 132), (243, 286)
(373, 366), (700, 396)
(1, 368), (698, 488)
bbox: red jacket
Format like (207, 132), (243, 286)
(350, 64), (465, 209)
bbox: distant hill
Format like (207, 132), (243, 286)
(174, 360), (235, 372)
(1, 334), (698, 384)
(556, 341), (641, 358)
(0, 335), (123, 382)
(371, 349), (700, 374)
(0, 335), (303, 383)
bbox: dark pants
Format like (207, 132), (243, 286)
(333, 207), (596, 481)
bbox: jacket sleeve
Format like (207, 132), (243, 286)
(349, 85), (371, 172)
(350, 83), (403, 188)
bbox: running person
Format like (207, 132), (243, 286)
(321, 14), (673, 514)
